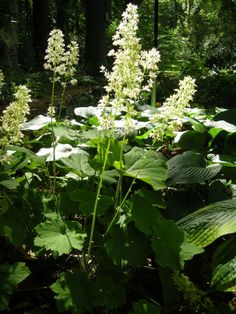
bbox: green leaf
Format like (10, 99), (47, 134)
(0, 176), (19, 189)
(187, 117), (205, 133)
(34, 214), (87, 255)
(129, 299), (161, 314)
(214, 108), (236, 125)
(93, 275), (126, 309)
(69, 189), (113, 215)
(104, 223), (151, 267)
(176, 130), (206, 151)
(177, 199), (236, 248)
(123, 147), (168, 190)
(211, 237), (236, 292)
(0, 195), (42, 246)
(209, 154), (236, 167)
(60, 152), (95, 178)
(167, 151), (221, 186)
(50, 269), (93, 313)
(51, 269), (126, 313)
(152, 218), (203, 271)
(131, 190), (162, 236)
(131, 191), (202, 270)
(0, 262), (30, 311)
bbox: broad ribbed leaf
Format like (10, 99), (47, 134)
(211, 237), (236, 292)
(177, 199), (236, 247)
(0, 262), (30, 310)
(167, 151), (221, 186)
(212, 257), (236, 292)
(123, 147), (168, 190)
(34, 214), (87, 255)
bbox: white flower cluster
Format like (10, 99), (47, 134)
(44, 29), (79, 86)
(0, 85), (31, 146)
(98, 3), (160, 125)
(150, 76), (196, 140)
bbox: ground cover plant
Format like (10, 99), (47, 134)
(0, 4), (236, 313)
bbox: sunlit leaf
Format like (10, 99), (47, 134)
(211, 237), (236, 292)
(34, 214), (87, 255)
(36, 144), (83, 161)
(177, 199), (236, 247)
(21, 115), (54, 130)
(123, 147), (168, 190)
(60, 152), (95, 177)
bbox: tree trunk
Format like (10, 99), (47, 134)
(56, 0), (70, 37)
(85, 0), (107, 76)
(1, 0), (19, 71)
(32, 0), (49, 69)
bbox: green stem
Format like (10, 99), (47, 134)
(106, 140), (157, 234)
(58, 84), (66, 122)
(87, 135), (112, 261)
(50, 74), (56, 195)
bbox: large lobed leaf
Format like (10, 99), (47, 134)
(177, 199), (236, 248)
(104, 223), (151, 268)
(123, 147), (168, 190)
(51, 269), (126, 313)
(34, 213), (87, 255)
(131, 191), (203, 270)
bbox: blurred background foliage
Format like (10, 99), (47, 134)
(0, 0), (236, 108)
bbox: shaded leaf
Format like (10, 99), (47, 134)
(131, 190), (202, 270)
(104, 223), (151, 267)
(152, 218), (203, 271)
(69, 189), (113, 215)
(50, 269), (93, 313)
(93, 275), (126, 309)
(129, 299), (161, 314)
(167, 151), (221, 186)
(0, 262), (30, 311)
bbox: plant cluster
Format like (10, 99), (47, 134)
(0, 4), (235, 314)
